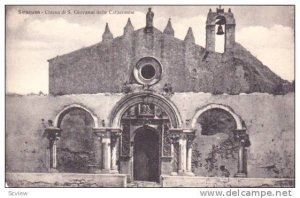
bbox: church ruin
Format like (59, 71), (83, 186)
(6, 6), (294, 187)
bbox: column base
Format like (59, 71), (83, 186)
(185, 171), (195, 176)
(97, 169), (119, 174)
(101, 169), (112, 174)
(177, 170), (194, 176)
(109, 169), (119, 174)
(170, 172), (178, 176)
(49, 168), (59, 173)
(93, 170), (103, 174)
(234, 172), (247, 178)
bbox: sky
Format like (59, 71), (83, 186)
(6, 5), (295, 94)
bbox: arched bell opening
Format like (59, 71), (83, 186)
(215, 15), (226, 53)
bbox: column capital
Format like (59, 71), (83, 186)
(45, 127), (62, 141)
(93, 127), (121, 133)
(169, 128), (195, 143)
(169, 128), (195, 133)
(233, 128), (250, 147)
(111, 131), (121, 145)
(169, 133), (180, 143)
(187, 133), (196, 148)
(93, 127), (121, 138)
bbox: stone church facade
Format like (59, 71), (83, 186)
(6, 7), (294, 187)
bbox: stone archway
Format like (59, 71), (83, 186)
(190, 103), (249, 177)
(54, 104), (99, 128)
(109, 92), (183, 129)
(133, 127), (160, 182)
(108, 92), (183, 180)
(47, 104), (99, 172)
(191, 103), (244, 130)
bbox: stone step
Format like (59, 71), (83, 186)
(127, 181), (161, 188)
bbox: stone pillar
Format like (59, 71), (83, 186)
(94, 136), (103, 173)
(237, 142), (245, 175)
(169, 132), (180, 175)
(225, 24), (236, 52)
(50, 141), (57, 168)
(234, 129), (250, 178)
(206, 24), (215, 52)
(178, 134), (187, 174)
(102, 133), (111, 172)
(45, 127), (61, 172)
(94, 127), (122, 174)
(186, 134), (195, 176)
(111, 131), (121, 173)
(169, 129), (195, 176)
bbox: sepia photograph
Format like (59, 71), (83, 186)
(5, 5), (295, 189)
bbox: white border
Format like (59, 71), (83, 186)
(1, 1), (298, 198)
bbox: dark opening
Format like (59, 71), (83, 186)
(198, 108), (236, 136)
(141, 65), (156, 79)
(56, 109), (97, 173)
(133, 128), (159, 182)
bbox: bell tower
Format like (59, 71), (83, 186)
(205, 6), (236, 53)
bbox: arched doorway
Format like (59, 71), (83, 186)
(109, 92), (183, 181)
(133, 127), (159, 182)
(53, 104), (99, 173)
(195, 108), (238, 177)
(190, 104), (249, 177)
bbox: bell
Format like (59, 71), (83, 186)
(216, 24), (224, 35)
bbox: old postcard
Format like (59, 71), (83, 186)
(5, 5), (295, 189)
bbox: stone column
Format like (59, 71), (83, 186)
(234, 129), (250, 178)
(237, 142), (245, 175)
(186, 134), (195, 176)
(45, 127), (61, 172)
(50, 140), (57, 169)
(102, 132), (111, 172)
(110, 131), (121, 173)
(169, 133), (179, 175)
(94, 127), (122, 174)
(178, 134), (187, 174)
(94, 128), (110, 173)
(95, 136), (103, 173)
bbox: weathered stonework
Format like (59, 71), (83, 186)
(6, 7), (294, 187)
(48, 8), (292, 95)
(5, 92), (294, 180)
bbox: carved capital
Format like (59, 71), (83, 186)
(45, 127), (62, 142)
(93, 128), (107, 139)
(93, 127), (122, 139)
(169, 133), (180, 144)
(111, 131), (121, 145)
(187, 133), (195, 148)
(233, 129), (250, 147)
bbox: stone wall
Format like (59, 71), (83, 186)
(48, 26), (291, 95)
(161, 175), (294, 187)
(6, 173), (127, 187)
(6, 92), (294, 178)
